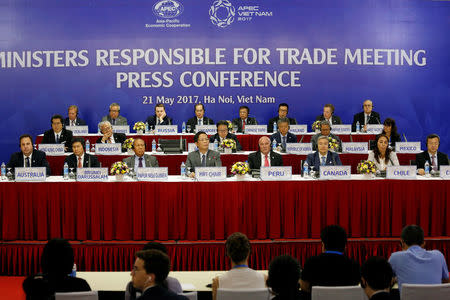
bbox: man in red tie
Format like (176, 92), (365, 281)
(64, 137), (100, 172)
(248, 136), (283, 172)
(232, 106), (258, 133)
(416, 134), (449, 175)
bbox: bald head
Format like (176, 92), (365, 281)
(259, 136), (271, 155)
(363, 99), (373, 114)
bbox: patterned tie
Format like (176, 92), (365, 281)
(431, 155), (437, 170)
(201, 154), (206, 167)
(264, 155), (269, 167)
(26, 157), (30, 167)
(321, 156), (326, 166)
(78, 156), (82, 168)
(138, 157), (143, 168)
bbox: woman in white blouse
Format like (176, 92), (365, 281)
(367, 134), (399, 171)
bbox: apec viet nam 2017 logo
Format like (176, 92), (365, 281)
(153, 0), (184, 19)
(209, 0), (235, 28)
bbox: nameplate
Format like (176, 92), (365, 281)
(331, 125), (352, 134)
(196, 125), (216, 135)
(112, 125), (130, 134)
(155, 125), (178, 135)
(319, 165), (351, 180)
(245, 125), (268, 134)
(342, 142), (368, 153)
(38, 144), (65, 155)
(289, 125), (307, 134)
(195, 167), (227, 181)
(76, 168), (108, 182)
(260, 166), (292, 181)
(136, 167), (168, 181)
(440, 166), (450, 179)
(66, 126), (89, 136)
(395, 142), (421, 153)
(285, 143), (313, 154)
(366, 124), (384, 134)
(95, 143), (122, 155)
(15, 167), (46, 182)
(386, 166), (417, 180)
(188, 143), (197, 152)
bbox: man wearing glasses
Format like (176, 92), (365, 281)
(209, 120), (242, 152)
(101, 102), (128, 125)
(186, 131), (221, 178)
(267, 103), (297, 133)
(352, 99), (381, 132)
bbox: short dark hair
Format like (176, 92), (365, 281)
(71, 137), (86, 149)
(194, 131), (207, 143)
(278, 103), (289, 110)
(51, 114), (64, 124)
(155, 103), (165, 112)
(216, 120), (229, 128)
(267, 255), (301, 297)
(194, 103), (205, 111)
(135, 249), (170, 285)
(426, 134), (440, 145)
(324, 104), (335, 113)
(19, 134), (33, 146)
(133, 138), (146, 150)
(143, 242), (167, 254)
(225, 232), (251, 263)
(41, 238), (74, 276)
(361, 257), (393, 290)
(239, 106), (250, 113)
(401, 225), (424, 246)
(321, 225), (347, 252)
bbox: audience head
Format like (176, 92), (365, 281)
(267, 255), (301, 299)
(321, 225), (347, 253)
(67, 105), (79, 121)
(373, 134), (391, 164)
(109, 103), (121, 119)
(363, 99), (373, 114)
(143, 242), (168, 253)
(71, 137), (86, 156)
(20, 134), (34, 156)
(361, 257), (394, 297)
(132, 249), (170, 290)
(323, 104), (335, 119)
(22, 275), (52, 300)
(41, 238), (74, 277)
(155, 104), (166, 119)
(239, 106), (249, 120)
(278, 103), (289, 118)
(99, 121), (113, 135)
(194, 103), (205, 119)
(194, 131), (209, 152)
(133, 138), (146, 157)
(401, 225), (425, 249)
(51, 115), (64, 133)
(216, 120), (230, 139)
(319, 121), (331, 136)
(426, 134), (440, 155)
(225, 232), (251, 265)
(317, 135), (329, 156)
(277, 118), (290, 135)
(258, 136), (271, 155)
(382, 118), (398, 137)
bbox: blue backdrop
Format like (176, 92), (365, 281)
(1, 0), (449, 163)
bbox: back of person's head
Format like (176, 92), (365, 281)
(143, 242), (168, 253)
(225, 232), (251, 264)
(41, 238), (74, 276)
(135, 249), (170, 285)
(321, 225), (347, 252)
(401, 224), (424, 246)
(361, 257), (394, 291)
(267, 255), (301, 299)
(23, 275), (53, 300)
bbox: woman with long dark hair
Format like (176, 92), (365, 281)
(382, 118), (401, 150)
(367, 134), (400, 171)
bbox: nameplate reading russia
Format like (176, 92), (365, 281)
(395, 142), (421, 153)
(95, 143), (122, 155)
(319, 166), (351, 180)
(285, 143), (312, 154)
(77, 168), (109, 182)
(260, 166), (292, 181)
(195, 167), (226, 181)
(15, 167), (46, 182)
(342, 142), (368, 153)
(38, 144), (65, 155)
(196, 125), (216, 135)
(112, 125), (130, 134)
(66, 126), (89, 136)
(136, 167), (168, 181)
(331, 125), (352, 134)
(289, 125), (307, 134)
(155, 125), (178, 135)
(440, 166), (450, 179)
(386, 166), (416, 180)
(245, 125), (267, 134)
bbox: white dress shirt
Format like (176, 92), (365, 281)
(260, 152), (271, 167)
(23, 153), (33, 167)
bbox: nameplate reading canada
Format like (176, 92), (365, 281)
(95, 143), (122, 155)
(66, 126), (89, 136)
(15, 167), (46, 182)
(386, 166), (417, 180)
(260, 166), (292, 181)
(136, 167), (168, 181)
(289, 125), (307, 134)
(395, 142), (421, 153)
(196, 125), (216, 135)
(245, 125), (268, 134)
(342, 142), (368, 153)
(319, 166), (351, 180)
(77, 168), (109, 182)
(112, 125), (130, 134)
(285, 143), (313, 154)
(195, 167), (226, 181)
(331, 125), (352, 134)
(440, 166), (450, 179)
(38, 144), (65, 155)
(365, 124), (384, 134)
(155, 125), (178, 135)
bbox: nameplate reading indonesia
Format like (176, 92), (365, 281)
(285, 143), (313, 154)
(112, 125), (130, 134)
(245, 125), (268, 134)
(342, 142), (368, 154)
(15, 167), (46, 182)
(196, 125), (216, 135)
(289, 125), (307, 134)
(77, 168), (108, 182)
(95, 143), (122, 155)
(38, 144), (65, 155)
(136, 167), (168, 181)
(154, 125), (178, 135)
(195, 167), (226, 181)
(365, 124), (384, 134)
(65, 126), (89, 136)
(395, 142), (421, 153)
(386, 166), (417, 180)
(440, 166), (450, 179)
(260, 166), (292, 181)
(331, 125), (352, 134)
(319, 166), (351, 180)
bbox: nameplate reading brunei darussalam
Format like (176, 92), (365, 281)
(319, 165), (351, 180)
(38, 144), (65, 156)
(386, 166), (417, 180)
(155, 125), (178, 135)
(195, 167), (226, 181)
(15, 167), (46, 182)
(136, 167), (168, 181)
(95, 143), (122, 155)
(260, 166), (292, 181)
(244, 125), (268, 134)
(77, 168), (109, 182)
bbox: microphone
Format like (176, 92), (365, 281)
(88, 155), (91, 168)
(376, 116), (381, 124)
(403, 133), (408, 142)
(349, 134), (353, 143)
(299, 135), (304, 143)
(331, 153), (336, 165)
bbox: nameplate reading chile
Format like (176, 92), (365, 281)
(386, 166), (417, 180)
(319, 166), (351, 180)
(77, 168), (109, 182)
(15, 167), (46, 182)
(95, 143), (122, 155)
(195, 167), (226, 181)
(260, 166), (292, 181)
(136, 167), (168, 181)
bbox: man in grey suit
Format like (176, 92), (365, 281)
(101, 102), (128, 125)
(311, 121), (342, 152)
(186, 131), (221, 178)
(123, 138), (159, 170)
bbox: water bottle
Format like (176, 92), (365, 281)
(424, 160), (430, 176)
(180, 161), (186, 177)
(182, 122), (186, 133)
(85, 140), (90, 153)
(91, 143), (96, 153)
(356, 121), (360, 132)
(214, 139), (219, 151)
(1, 162), (6, 180)
(70, 263), (77, 277)
(152, 139), (156, 153)
(272, 139), (277, 151)
(273, 122), (277, 132)
(63, 162), (69, 180)
(145, 122), (149, 134)
(303, 161), (309, 177)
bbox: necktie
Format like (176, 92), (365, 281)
(264, 155), (269, 167)
(72, 120), (75, 126)
(242, 119), (246, 131)
(138, 157), (143, 168)
(198, 119), (202, 126)
(366, 115), (369, 125)
(321, 156), (326, 166)
(112, 119), (115, 125)
(431, 155), (437, 170)
(282, 136), (287, 149)
(26, 157), (30, 167)
(108, 137), (112, 143)
(56, 134), (60, 143)
(78, 156), (82, 168)
(201, 154), (206, 167)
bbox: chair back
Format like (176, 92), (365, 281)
(369, 140), (376, 150)
(311, 286), (367, 300)
(401, 283), (450, 300)
(410, 159), (416, 166)
(55, 291), (98, 300)
(217, 288), (271, 300)
(179, 291), (198, 300)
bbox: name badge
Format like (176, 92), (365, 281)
(15, 167), (46, 182)
(440, 166), (450, 179)
(260, 166), (292, 181)
(195, 167), (227, 181)
(285, 143), (313, 154)
(77, 168), (109, 182)
(136, 167), (168, 181)
(112, 125), (130, 134)
(342, 142), (368, 153)
(188, 143), (198, 152)
(289, 125), (307, 134)
(395, 142), (421, 153)
(331, 125), (352, 134)
(196, 125), (216, 135)
(319, 165), (351, 180)
(38, 144), (65, 155)
(366, 124), (384, 134)
(66, 126), (89, 136)
(155, 125), (178, 135)
(386, 166), (417, 179)
(95, 143), (122, 155)
(245, 125), (268, 134)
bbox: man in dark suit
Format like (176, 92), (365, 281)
(64, 137), (100, 171)
(248, 136), (283, 171)
(306, 135), (342, 171)
(361, 257), (397, 300)
(42, 114), (73, 152)
(64, 105), (87, 126)
(145, 103), (173, 128)
(7, 134), (51, 176)
(123, 138), (159, 169)
(209, 120), (242, 152)
(416, 134), (449, 175)
(352, 99), (381, 132)
(186, 103), (214, 133)
(311, 121), (342, 152)
(101, 102), (128, 125)
(186, 131), (221, 177)
(232, 105), (257, 133)
(267, 103), (297, 133)
(315, 103), (342, 125)
(96, 121), (127, 151)
(270, 118), (297, 152)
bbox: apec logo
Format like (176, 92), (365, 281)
(153, 0), (184, 19)
(209, 0), (235, 28)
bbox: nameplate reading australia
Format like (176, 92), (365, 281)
(38, 144), (65, 155)
(331, 125), (352, 134)
(365, 124), (384, 134)
(386, 166), (417, 180)
(77, 168), (109, 182)
(319, 166), (351, 180)
(285, 143), (313, 154)
(112, 125), (130, 134)
(260, 166), (292, 181)
(196, 125), (216, 135)
(136, 167), (168, 181)
(194, 167), (227, 181)
(66, 126), (89, 136)
(342, 142), (368, 153)
(15, 167), (46, 182)
(395, 142), (421, 153)
(289, 125), (308, 134)
(155, 125), (178, 135)
(245, 125), (268, 134)
(440, 166), (450, 179)
(95, 143), (122, 155)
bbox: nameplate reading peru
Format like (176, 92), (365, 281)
(15, 167), (46, 182)
(77, 168), (109, 182)
(195, 167), (226, 181)
(319, 166), (351, 180)
(95, 143), (122, 155)
(136, 167), (168, 181)
(260, 166), (292, 181)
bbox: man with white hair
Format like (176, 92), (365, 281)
(101, 102), (128, 125)
(248, 136), (283, 171)
(96, 121), (126, 150)
(306, 135), (342, 171)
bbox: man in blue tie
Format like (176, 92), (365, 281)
(306, 135), (342, 172)
(185, 104), (214, 133)
(185, 131), (221, 177)
(7, 134), (51, 175)
(269, 118), (297, 152)
(123, 138), (159, 170)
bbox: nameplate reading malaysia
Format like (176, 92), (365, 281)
(245, 125), (268, 134)
(196, 125), (216, 135)
(342, 142), (368, 153)
(155, 125), (178, 135)
(395, 142), (421, 153)
(331, 125), (352, 134)
(289, 125), (307, 134)
(386, 166), (417, 180)
(112, 125), (130, 134)
(366, 124), (384, 134)
(77, 168), (108, 182)
(65, 126), (89, 136)
(260, 166), (292, 181)
(136, 167), (168, 181)
(95, 143), (122, 155)
(188, 143), (198, 152)
(285, 143), (313, 154)
(195, 167), (227, 181)
(319, 166), (351, 180)
(15, 167), (46, 182)
(38, 144), (65, 155)
(440, 166), (450, 179)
